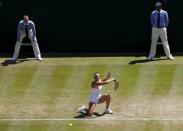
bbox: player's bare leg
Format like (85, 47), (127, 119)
(98, 94), (113, 114)
(98, 94), (111, 109)
(86, 102), (96, 116)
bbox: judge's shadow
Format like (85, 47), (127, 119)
(128, 57), (168, 65)
(1, 58), (34, 66)
(1, 38), (33, 66)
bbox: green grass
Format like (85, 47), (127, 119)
(0, 56), (183, 130)
(118, 65), (141, 96)
(1, 121), (183, 131)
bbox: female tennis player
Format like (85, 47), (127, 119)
(78, 72), (116, 116)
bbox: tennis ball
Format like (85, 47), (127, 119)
(69, 123), (72, 127)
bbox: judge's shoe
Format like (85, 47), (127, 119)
(37, 57), (43, 61)
(147, 57), (154, 60)
(167, 56), (174, 60)
(11, 57), (17, 62)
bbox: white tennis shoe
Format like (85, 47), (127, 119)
(104, 108), (114, 114)
(77, 105), (87, 113)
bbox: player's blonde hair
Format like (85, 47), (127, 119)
(93, 72), (100, 78)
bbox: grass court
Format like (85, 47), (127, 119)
(0, 56), (183, 131)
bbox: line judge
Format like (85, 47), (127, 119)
(147, 2), (174, 60)
(12, 15), (42, 61)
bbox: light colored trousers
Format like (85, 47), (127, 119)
(148, 27), (172, 58)
(12, 30), (41, 60)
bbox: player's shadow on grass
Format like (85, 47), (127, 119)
(74, 112), (105, 119)
(1, 59), (33, 66)
(128, 58), (168, 65)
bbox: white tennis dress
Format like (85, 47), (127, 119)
(89, 85), (102, 104)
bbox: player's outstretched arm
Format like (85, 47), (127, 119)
(96, 78), (115, 86)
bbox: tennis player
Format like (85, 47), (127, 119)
(78, 72), (116, 116)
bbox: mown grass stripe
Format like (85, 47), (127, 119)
(36, 65), (74, 118)
(0, 68), (5, 81)
(0, 68), (20, 97)
(21, 65), (55, 97)
(40, 66), (89, 117)
(162, 122), (173, 131)
(3, 66), (55, 119)
(5, 66), (38, 98)
(151, 65), (176, 96)
(27, 121), (49, 131)
(48, 121), (88, 131)
(0, 68), (22, 118)
(8, 121), (49, 131)
(8, 121), (26, 131)
(118, 65), (141, 97)
(123, 121), (145, 131)
(51, 65), (94, 118)
(169, 65), (183, 96)
(135, 65), (158, 96)
(144, 121), (164, 131)
(1, 120), (183, 131)
(41, 65), (74, 103)
(0, 121), (12, 131)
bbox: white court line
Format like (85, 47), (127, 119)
(1, 118), (183, 121)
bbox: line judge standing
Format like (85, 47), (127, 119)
(12, 15), (42, 61)
(147, 2), (174, 60)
